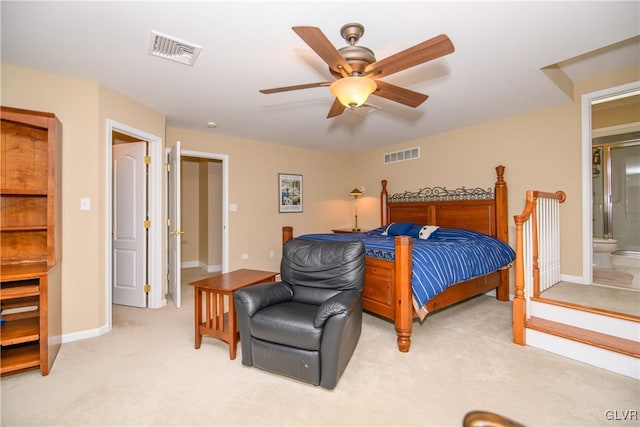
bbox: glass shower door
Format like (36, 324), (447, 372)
(611, 142), (640, 253)
(592, 146), (605, 239)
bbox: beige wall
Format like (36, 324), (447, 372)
(351, 102), (581, 275)
(206, 160), (223, 268)
(166, 127), (354, 272)
(198, 160), (209, 266)
(181, 158), (224, 270)
(181, 157), (200, 263)
(592, 95), (640, 129)
(2, 61), (637, 337)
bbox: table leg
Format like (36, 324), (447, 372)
(228, 294), (237, 359)
(194, 287), (203, 349)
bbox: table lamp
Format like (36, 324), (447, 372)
(349, 188), (363, 231)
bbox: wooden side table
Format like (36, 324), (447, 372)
(189, 269), (278, 360)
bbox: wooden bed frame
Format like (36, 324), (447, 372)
(283, 165), (510, 352)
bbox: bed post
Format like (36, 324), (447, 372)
(282, 226), (293, 244)
(380, 179), (388, 227)
(494, 165), (509, 301)
(494, 165), (507, 243)
(394, 235), (413, 352)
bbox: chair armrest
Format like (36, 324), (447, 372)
(234, 282), (293, 317)
(314, 290), (361, 328)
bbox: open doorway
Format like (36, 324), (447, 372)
(106, 126), (229, 332)
(106, 120), (163, 332)
(581, 81), (640, 285)
(166, 147), (229, 309)
(180, 156), (224, 273)
(173, 155), (227, 307)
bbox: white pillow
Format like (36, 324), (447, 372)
(381, 223), (394, 236)
(418, 225), (439, 240)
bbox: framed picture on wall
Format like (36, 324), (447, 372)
(278, 173), (303, 213)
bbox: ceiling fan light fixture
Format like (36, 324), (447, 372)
(330, 77), (377, 108)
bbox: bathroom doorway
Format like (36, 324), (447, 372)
(592, 138), (640, 251)
(589, 90), (640, 290)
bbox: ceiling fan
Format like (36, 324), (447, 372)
(259, 23), (455, 119)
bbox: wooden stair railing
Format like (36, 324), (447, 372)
(513, 190), (566, 345)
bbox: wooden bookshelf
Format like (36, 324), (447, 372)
(1, 107), (62, 376)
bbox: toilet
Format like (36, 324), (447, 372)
(593, 238), (618, 269)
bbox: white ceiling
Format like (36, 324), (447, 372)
(2, 1), (639, 153)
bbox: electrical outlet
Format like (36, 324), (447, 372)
(241, 253), (248, 260)
(269, 250), (275, 258)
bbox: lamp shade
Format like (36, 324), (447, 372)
(330, 77), (377, 108)
(349, 188), (363, 197)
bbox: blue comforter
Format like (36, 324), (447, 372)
(297, 227), (515, 316)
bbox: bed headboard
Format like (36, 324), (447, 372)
(380, 165), (508, 242)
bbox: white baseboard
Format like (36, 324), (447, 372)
(181, 260), (199, 268)
(61, 323), (109, 344)
(561, 273), (585, 284)
(181, 260), (221, 273)
(199, 261), (222, 273)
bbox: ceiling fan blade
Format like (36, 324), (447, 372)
(372, 80), (429, 108)
(365, 34), (454, 79)
(259, 82), (330, 94)
(292, 26), (353, 77)
(327, 98), (346, 118)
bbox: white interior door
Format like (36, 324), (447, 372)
(112, 142), (146, 307)
(168, 141), (182, 308)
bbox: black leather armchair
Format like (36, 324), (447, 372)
(234, 239), (365, 389)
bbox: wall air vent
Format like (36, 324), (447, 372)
(383, 147), (420, 164)
(148, 31), (202, 66)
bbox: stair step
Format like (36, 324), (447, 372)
(527, 317), (640, 358)
(529, 298), (639, 341)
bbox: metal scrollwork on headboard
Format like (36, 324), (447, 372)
(388, 186), (494, 203)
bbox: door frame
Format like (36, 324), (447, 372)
(166, 148), (230, 278)
(580, 80), (640, 285)
(105, 120), (163, 331)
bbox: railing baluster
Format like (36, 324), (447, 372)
(513, 190), (566, 345)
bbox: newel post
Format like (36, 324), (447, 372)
(512, 215), (526, 345)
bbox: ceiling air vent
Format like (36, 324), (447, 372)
(383, 147), (420, 164)
(148, 31), (202, 66)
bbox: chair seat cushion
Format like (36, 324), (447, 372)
(250, 301), (321, 351)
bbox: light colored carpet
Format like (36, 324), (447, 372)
(1, 269), (638, 426)
(541, 281), (640, 317)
